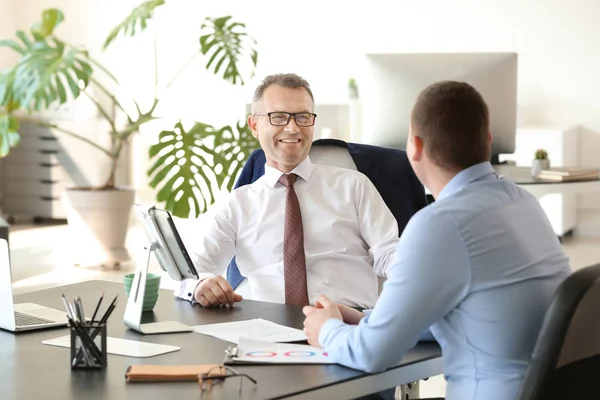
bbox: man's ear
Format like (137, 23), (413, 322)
(411, 134), (424, 162)
(247, 115), (258, 138)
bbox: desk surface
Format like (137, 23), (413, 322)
(1, 280), (442, 400)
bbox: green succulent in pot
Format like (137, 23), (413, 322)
(534, 149), (548, 160)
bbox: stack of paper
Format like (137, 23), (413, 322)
(193, 318), (307, 344)
(538, 167), (600, 182)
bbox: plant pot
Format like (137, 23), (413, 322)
(531, 159), (550, 178)
(63, 186), (136, 268)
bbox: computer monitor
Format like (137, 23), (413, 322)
(359, 52), (518, 161)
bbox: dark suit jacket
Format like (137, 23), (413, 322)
(226, 138), (427, 289)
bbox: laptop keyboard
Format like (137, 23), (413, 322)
(14, 311), (55, 327)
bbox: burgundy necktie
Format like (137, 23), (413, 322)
(278, 173), (309, 306)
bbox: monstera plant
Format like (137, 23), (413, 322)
(0, 1), (259, 217)
(0, 2), (259, 266)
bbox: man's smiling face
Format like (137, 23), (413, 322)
(248, 84), (315, 173)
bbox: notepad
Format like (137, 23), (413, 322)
(42, 335), (180, 358)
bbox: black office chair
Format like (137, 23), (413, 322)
(516, 263), (600, 400)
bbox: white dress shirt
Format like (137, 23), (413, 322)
(174, 156), (399, 308)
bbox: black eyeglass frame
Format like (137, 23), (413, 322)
(253, 111), (318, 127)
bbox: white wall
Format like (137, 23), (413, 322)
(0, 0), (17, 69)
(6, 0), (600, 232)
(0, 0), (14, 47)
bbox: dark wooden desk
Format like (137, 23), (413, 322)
(0, 281), (443, 400)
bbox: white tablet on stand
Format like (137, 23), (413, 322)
(124, 205), (199, 335)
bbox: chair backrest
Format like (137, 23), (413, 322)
(309, 145), (358, 171)
(516, 263), (600, 400)
(309, 144), (386, 291)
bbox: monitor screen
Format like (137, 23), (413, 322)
(359, 52), (518, 158)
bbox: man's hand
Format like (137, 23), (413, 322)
(302, 295), (342, 347)
(336, 304), (365, 325)
(194, 276), (243, 307)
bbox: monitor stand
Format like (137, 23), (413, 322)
(123, 242), (193, 335)
(490, 154), (509, 165)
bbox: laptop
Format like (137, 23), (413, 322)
(0, 238), (68, 332)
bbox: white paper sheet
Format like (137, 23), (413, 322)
(193, 318), (307, 344)
(42, 335), (180, 358)
(231, 337), (335, 364)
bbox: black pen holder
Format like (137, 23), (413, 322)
(69, 322), (108, 370)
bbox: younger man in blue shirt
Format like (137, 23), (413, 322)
(302, 81), (571, 400)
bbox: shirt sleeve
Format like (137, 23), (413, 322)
(172, 195), (239, 302)
(172, 274), (214, 302)
(318, 210), (470, 372)
(355, 174), (399, 278)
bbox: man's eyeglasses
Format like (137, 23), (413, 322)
(253, 112), (317, 127)
(198, 366), (257, 394)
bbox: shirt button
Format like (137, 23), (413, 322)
(188, 293), (192, 297)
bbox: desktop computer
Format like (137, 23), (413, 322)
(358, 52), (518, 163)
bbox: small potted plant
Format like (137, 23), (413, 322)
(532, 149), (550, 178)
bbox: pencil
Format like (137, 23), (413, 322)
(90, 291), (104, 324)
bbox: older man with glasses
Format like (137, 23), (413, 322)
(174, 73), (399, 314)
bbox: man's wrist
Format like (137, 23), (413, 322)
(318, 318), (346, 347)
(191, 277), (211, 304)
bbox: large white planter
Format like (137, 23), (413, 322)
(63, 186), (136, 268)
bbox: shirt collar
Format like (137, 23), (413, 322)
(264, 156), (314, 188)
(437, 162), (497, 201)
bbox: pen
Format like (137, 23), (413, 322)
(90, 291), (104, 324)
(99, 295), (118, 323)
(61, 294), (74, 320)
(74, 297), (85, 323)
(76, 297), (86, 323)
(89, 296), (118, 339)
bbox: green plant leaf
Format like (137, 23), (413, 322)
(147, 120), (259, 218)
(15, 31), (35, 51)
(0, 68), (17, 106)
(199, 16), (258, 85)
(41, 8), (65, 37)
(103, 0), (165, 50)
(0, 26), (43, 56)
(30, 9), (64, 40)
(11, 37), (92, 111)
(0, 39), (27, 55)
(0, 112), (21, 157)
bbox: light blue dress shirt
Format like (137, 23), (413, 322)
(319, 162), (572, 400)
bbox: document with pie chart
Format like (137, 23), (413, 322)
(225, 337), (335, 364)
